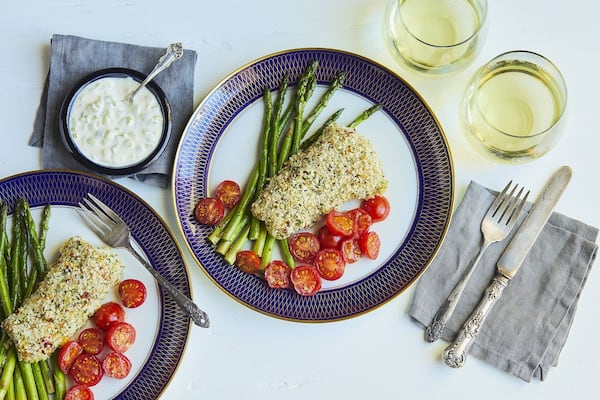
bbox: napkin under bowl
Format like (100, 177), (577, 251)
(29, 34), (197, 188)
(408, 180), (598, 381)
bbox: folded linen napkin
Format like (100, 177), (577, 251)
(408, 180), (598, 382)
(29, 34), (197, 188)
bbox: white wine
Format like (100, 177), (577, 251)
(384, 0), (487, 74)
(463, 52), (567, 163)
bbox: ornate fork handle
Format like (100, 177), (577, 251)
(442, 274), (509, 368)
(126, 244), (210, 328)
(425, 240), (491, 342)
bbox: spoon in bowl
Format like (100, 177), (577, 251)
(128, 42), (183, 100)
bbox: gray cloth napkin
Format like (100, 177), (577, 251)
(29, 34), (197, 188)
(409, 181), (598, 382)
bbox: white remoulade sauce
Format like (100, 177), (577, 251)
(68, 76), (165, 168)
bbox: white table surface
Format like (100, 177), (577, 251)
(2, 0), (600, 399)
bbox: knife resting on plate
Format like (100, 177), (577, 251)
(442, 165), (572, 368)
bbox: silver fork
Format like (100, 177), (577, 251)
(77, 193), (210, 328)
(424, 181), (529, 342)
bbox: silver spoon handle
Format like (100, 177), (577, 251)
(130, 42), (183, 99)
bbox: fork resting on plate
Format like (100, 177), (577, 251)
(77, 193), (210, 328)
(424, 181), (529, 342)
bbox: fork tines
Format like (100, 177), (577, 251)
(77, 194), (120, 236)
(490, 181), (530, 227)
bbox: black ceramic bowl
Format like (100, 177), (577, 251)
(59, 68), (172, 175)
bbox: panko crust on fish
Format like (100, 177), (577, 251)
(251, 123), (387, 239)
(2, 236), (124, 362)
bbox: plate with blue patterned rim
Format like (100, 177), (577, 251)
(173, 48), (453, 322)
(0, 170), (190, 399)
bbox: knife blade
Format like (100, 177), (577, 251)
(442, 165), (572, 368)
(497, 165), (572, 278)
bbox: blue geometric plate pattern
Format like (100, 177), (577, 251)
(0, 170), (190, 399)
(173, 49), (453, 322)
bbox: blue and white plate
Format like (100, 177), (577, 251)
(173, 48), (453, 322)
(0, 170), (190, 399)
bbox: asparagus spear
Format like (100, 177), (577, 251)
(8, 203), (22, 309)
(217, 213), (250, 257)
(269, 74), (290, 177)
(22, 201), (48, 277)
(349, 103), (382, 128)
(260, 235), (276, 271)
(278, 239), (296, 269)
(0, 348), (17, 399)
(207, 203), (238, 245)
(52, 353), (66, 400)
(224, 224), (251, 265)
(300, 71), (345, 137)
(30, 363), (48, 400)
(300, 108), (345, 150)
(220, 166), (259, 243)
(291, 61), (318, 155)
(249, 89), (274, 240)
(0, 204), (12, 318)
(13, 366), (25, 400)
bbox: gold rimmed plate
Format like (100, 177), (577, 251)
(173, 48), (453, 322)
(0, 170), (190, 399)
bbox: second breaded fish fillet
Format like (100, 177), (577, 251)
(2, 236), (124, 362)
(251, 123), (387, 240)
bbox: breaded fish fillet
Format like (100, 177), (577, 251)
(2, 236), (124, 362)
(251, 123), (387, 239)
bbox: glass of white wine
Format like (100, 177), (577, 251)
(462, 50), (568, 164)
(383, 0), (488, 75)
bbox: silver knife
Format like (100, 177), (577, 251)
(442, 165), (572, 368)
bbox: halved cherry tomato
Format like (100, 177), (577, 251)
(361, 195), (390, 222)
(288, 232), (320, 263)
(58, 340), (84, 374)
(118, 279), (147, 308)
(290, 265), (322, 296)
(317, 225), (343, 249)
(349, 208), (372, 237)
(215, 180), (241, 209)
(235, 250), (261, 274)
(106, 321), (136, 353)
(78, 327), (105, 355)
(194, 197), (225, 226)
(314, 248), (346, 280)
(360, 231), (381, 259)
(65, 384), (95, 400)
(69, 353), (103, 387)
(103, 352), (132, 379)
(264, 260), (292, 289)
(93, 302), (125, 331)
(326, 210), (355, 237)
(340, 237), (362, 264)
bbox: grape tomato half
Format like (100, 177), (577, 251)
(290, 264), (322, 296)
(194, 197), (225, 226)
(69, 353), (103, 386)
(118, 279), (147, 308)
(106, 321), (137, 353)
(288, 232), (320, 263)
(314, 248), (346, 281)
(215, 180), (241, 209)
